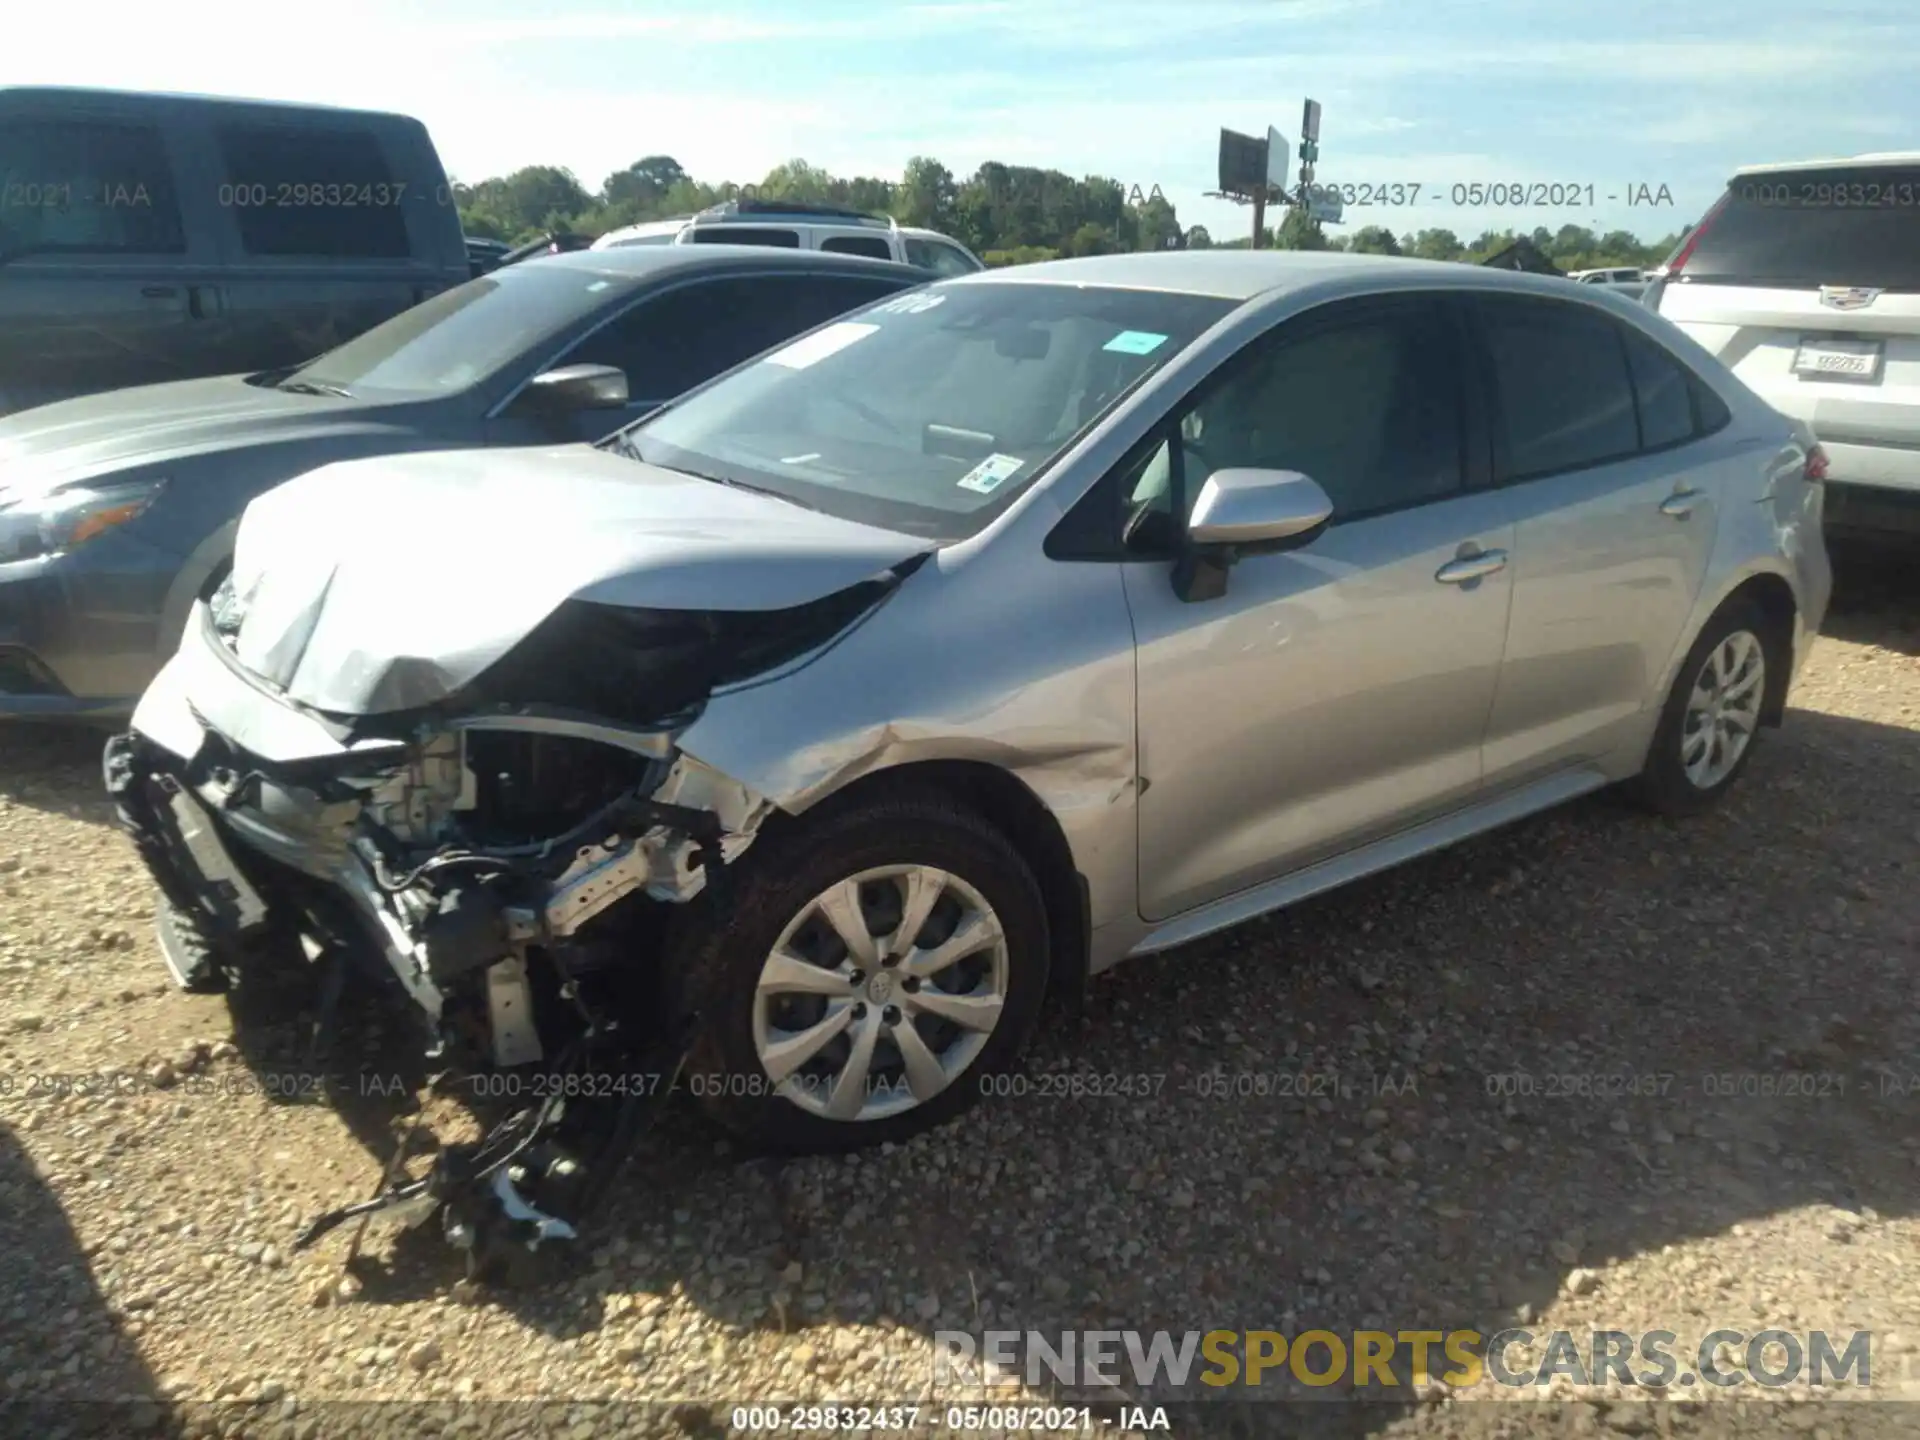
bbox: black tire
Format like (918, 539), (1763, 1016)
(662, 788), (1050, 1154)
(1627, 599), (1777, 818)
(155, 900), (229, 994)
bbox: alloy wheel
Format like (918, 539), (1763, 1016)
(1681, 629), (1765, 790)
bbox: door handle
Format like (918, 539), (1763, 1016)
(1435, 548), (1508, 585)
(1659, 488), (1702, 518)
(140, 285), (179, 299)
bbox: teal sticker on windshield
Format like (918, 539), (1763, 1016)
(1104, 330), (1168, 356)
(957, 453), (1025, 495)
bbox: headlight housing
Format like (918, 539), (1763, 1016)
(0, 478), (167, 564)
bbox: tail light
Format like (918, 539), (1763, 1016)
(1655, 190), (1731, 279)
(1805, 443), (1829, 482)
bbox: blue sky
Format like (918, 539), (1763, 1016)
(11, 0), (1917, 242)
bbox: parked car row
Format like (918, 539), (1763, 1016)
(94, 240), (1829, 1272)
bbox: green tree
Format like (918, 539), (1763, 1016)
(756, 159), (836, 203)
(450, 150), (1676, 271)
(1135, 194), (1182, 251)
(461, 166), (593, 240)
(1273, 207), (1328, 251)
(1067, 222), (1116, 257)
(895, 156), (958, 230)
(602, 155), (689, 212)
(1406, 228), (1464, 262)
(1347, 224), (1402, 256)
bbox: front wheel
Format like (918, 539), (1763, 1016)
(1627, 600), (1775, 817)
(664, 789), (1051, 1153)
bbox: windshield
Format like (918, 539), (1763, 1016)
(621, 282), (1236, 539)
(1683, 164), (1920, 290)
(290, 264), (630, 396)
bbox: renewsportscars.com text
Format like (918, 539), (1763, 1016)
(932, 1328), (1873, 1394)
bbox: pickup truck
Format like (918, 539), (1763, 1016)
(0, 87), (470, 417)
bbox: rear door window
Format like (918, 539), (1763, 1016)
(0, 118), (186, 256)
(215, 124), (411, 259)
(1680, 165), (1920, 289)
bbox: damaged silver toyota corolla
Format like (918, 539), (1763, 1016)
(106, 253), (1830, 1277)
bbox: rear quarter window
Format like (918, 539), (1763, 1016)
(1621, 327), (1695, 450)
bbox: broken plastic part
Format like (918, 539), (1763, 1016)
(488, 1168), (578, 1245)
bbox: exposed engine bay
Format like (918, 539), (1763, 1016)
(102, 561), (915, 1284)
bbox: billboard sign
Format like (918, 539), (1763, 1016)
(1265, 127), (1290, 194)
(1218, 129), (1268, 194)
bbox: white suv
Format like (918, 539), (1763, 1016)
(1648, 153), (1920, 539)
(591, 199), (985, 277)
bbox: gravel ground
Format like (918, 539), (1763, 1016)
(1, 546), (1916, 1440)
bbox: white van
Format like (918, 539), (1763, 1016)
(592, 199), (985, 277)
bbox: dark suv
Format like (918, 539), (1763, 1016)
(0, 87), (469, 417)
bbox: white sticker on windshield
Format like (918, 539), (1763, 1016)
(764, 322), (879, 370)
(586, 280), (612, 292)
(956, 453), (1025, 495)
(873, 291), (947, 316)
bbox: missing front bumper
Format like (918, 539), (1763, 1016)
(103, 718), (769, 1286)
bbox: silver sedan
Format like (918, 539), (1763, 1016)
(112, 251), (1831, 1181)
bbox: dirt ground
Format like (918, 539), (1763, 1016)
(0, 544), (1915, 1440)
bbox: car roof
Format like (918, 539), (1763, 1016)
(0, 85), (419, 125)
(511, 245), (927, 285)
(945, 250), (1516, 301)
(595, 219), (691, 243)
(1733, 150), (1920, 177)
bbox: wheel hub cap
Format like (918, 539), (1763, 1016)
(751, 864), (1010, 1123)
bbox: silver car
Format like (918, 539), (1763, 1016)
(107, 252), (1830, 1269)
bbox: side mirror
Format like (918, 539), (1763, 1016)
(517, 363), (629, 416)
(1173, 468), (1333, 603)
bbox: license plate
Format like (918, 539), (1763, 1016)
(1792, 338), (1883, 380)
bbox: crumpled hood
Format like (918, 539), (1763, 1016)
(0, 374), (427, 501)
(224, 445), (933, 716)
